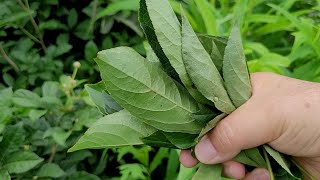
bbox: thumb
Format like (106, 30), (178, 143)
(195, 98), (282, 164)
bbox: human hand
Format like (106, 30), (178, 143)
(180, 72), (320, 179)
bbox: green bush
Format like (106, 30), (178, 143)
(0, 0), (319, 179)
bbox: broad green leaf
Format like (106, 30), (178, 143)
(192, 164), (222, 180)
(37, 163), (65, 178)
(67, 8), (78, 28)
(0, 169), (10, 180)
(141, 131), (176, 149)
(85, 41), (98, 61)
(0, 11), (30, 27)
(96, 47), (205, 133)
(85, 82), (122, 115)
(233, 148), (267, 168)
(197, 113), (227, 142)
(13, 89), (41, 108)
(3, 151), (43, 174)
(264, 145), (294, 176)
(69, 110), (156, 152)
(42, 81), (60, 97)
(223, 23), (252, 108)
(28, 109), (47, 122)
(194, 0), (217, 35)
(0, 124), (25, 163)
(117, 146), (152, 166)
(181, 9), (235, 113)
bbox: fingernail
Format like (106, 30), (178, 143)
(253, 169), (270, 180)
(195, 135), (217, 163)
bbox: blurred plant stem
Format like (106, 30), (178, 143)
(17, 0), (47, 53)
(0, 43), (20, 73)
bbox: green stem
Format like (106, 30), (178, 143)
(0, 44), (20, 73)
(19, 26), (41, 43)
(17, 0), (47, 53)
(263, 148), (275, 180)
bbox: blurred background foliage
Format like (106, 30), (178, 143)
(0, 0), (319, 179)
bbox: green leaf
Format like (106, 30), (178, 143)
(150, 148), (169, 174)
(85, 40), (98, 61)
(117, 146), (152, 166)
(192, 164), (222, 180)
(28, 109), (47, 122)
(138, 0), (181, 82)
(0, 169), (10, 180)
(69, 110), (156, 152)
(0, 11), (30, 27)
(37, 163), (65, 178)
(141, 131), (176, 149)
(42, 81), (60, 97)
(197, 113), (227, 142)
(177, 164), (197, 180)
(43, 127), (71, 146)
(119, 163), (148, 180)
(181, 9), (235, 113)
(264, 145), (294, 176)
(85, 82), (122, 115)
(223, 23), (252, 108)
(96, 47), (205, 133)
(13, 89), (41, 108)
(67, 8), (78, 28)
(139, 0), (207, 105)
(233, 148), (267, 168)
(163, 132), (197, 149)
(68, 171), (100, 180)
(198, 35), (227, 73)
(194, 0), (217, 35)
(0, 124), (25, 163)
(165, 150), (180, 180)
(3, 151), (43, 174)
(97, 0), (139, 19)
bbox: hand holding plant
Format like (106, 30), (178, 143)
(181, 72), (320, 179)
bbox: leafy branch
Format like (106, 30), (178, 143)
(0, 43), (19, 73)
(17, 0), (47, 53)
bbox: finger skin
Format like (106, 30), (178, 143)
(242, 168), (270, 180)
(180, 150), (198, 168)
(222, 161), (246, 179)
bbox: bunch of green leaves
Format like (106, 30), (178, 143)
(70, 0), (313, 179)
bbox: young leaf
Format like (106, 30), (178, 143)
(96, 47), (206, 133)
(85, 82), (122, 115)
(223, 23), (252, 108)
(69, 110), (156, 152)
(181, 9), (235, 113)
(3, 151), (44, 174)
(233, 148), (267, 168)
(192, 164), (222, 180)
(264, 145), (294, 176)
